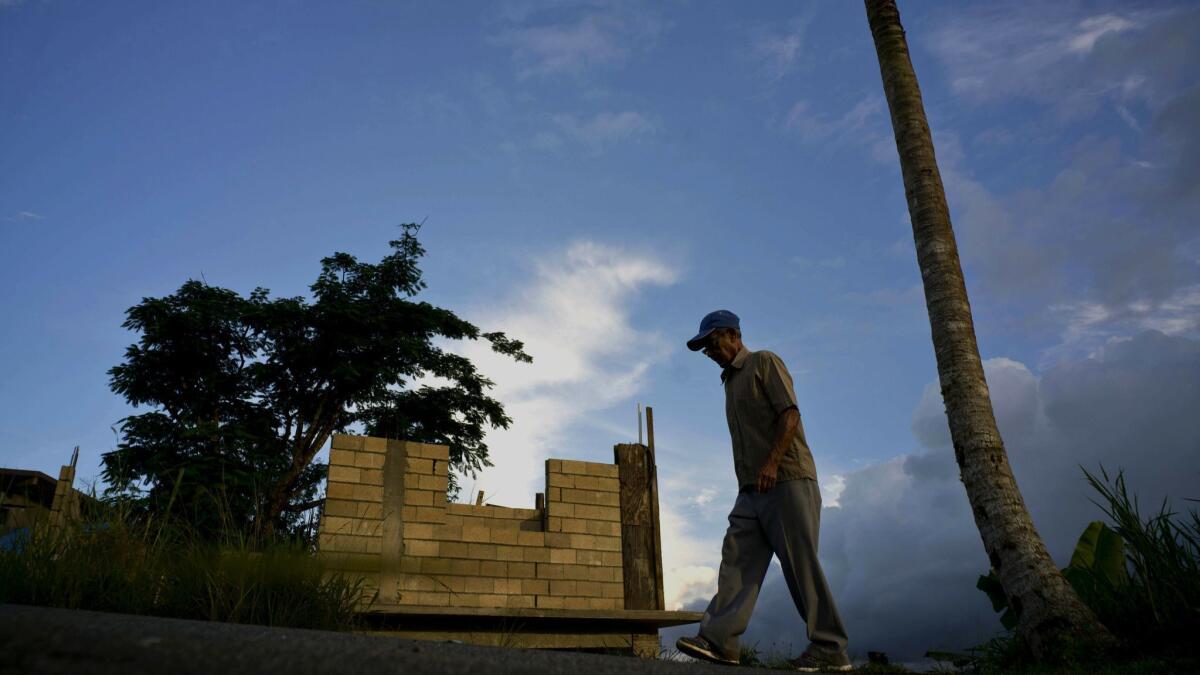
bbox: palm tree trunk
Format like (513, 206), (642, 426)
(863, 0), (1114, 660)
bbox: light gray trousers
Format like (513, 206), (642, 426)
(699, 478), (849, 659)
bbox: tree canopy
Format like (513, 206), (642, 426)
(102, 225), (530, 537)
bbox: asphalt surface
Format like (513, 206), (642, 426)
(0, 604), (790, 675)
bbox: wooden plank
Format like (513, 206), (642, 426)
(361, 630), (634, 650)
(360, 604), (702, 627)
(614, 443), (659, 610)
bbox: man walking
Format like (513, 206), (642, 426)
(676, 310), (851, 672)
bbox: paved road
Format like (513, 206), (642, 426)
(1, 604), (788, 674)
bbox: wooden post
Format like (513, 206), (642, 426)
(645, 407), (665, 610)
(379, 440), (408, 604)
(534, 492), (545, 511)
(476, 490), (485, 506)
(615, 439), (665, 611)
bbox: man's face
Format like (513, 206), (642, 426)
(701, 329), (740, 367)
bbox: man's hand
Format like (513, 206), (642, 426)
(756, 459), (780, 493)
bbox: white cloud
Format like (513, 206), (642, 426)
(454, 240), (678, 507)
(549, 110), (657, 153)
(1066, 14), (1136, 53)
(784, 96), (883, 145)
(1, 210), (45, 222)
(490, 5), (664, 79)
(751, 17), (810, 81)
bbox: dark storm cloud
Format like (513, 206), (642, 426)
(733, 331), (1200, 662)
(924, 5), (1200, 342)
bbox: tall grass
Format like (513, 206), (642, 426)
(0, 492), (364, 631)
(1081, 466), (1200, 657)
(965, 466), (1200, 672)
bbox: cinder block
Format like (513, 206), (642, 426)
(594, 535), (622, 552)
(548, 487), (561, 501)
(516, 531), (545, 547)
(594, 477), (620, 492)
(548, 503), (574, 518)
(521, 579), (549, 595)
(402, 506), (446, 523)
(550, 549), (577, 565)
(558, 460), (618, 478)
(400, 558), (422, 574)
(328, 448), (358, 468)
(573, 504), (620, 522)
(405, 489), (433, 507)
(588, 566), (618, 583)
(407, 591), (450, 607)
(447, 504), (474, 516)
(547, 459), (562, 473)
(548, 473), (574, 489)
(357, 452), (386, 469)
(448, 593), (484, 608)
(536, 563), (564, 580)
(400, 575), (439, 592)
(563, 596), (590, 610)
(478, 594), (506, 607)
(325, 482), (356, 501)
(405, 523), (434, 540)
(331, 434), (365, 452)
(490, 528), (519, 545)
(585, 520), (621, 537)
(545, 532), (571, 548)
(359, 502), (383, 519)
(449, 559), (480, 576)
(360, 469), (384, 486)
(322, 499), (362, 519)
(523, 547), (550, 563)
(561, 519), (588, 535)
(510, 508), (540, 520)
(576, 581), (604, 598)
(468, 543), (497, 559)
(433, 524), (463, 540)
(563, 564), (592, 581)
(519, 517), (542, 532)
(327, 466), (361, 484)
(506, 595), (536, 609)
(480, 560), (506, 577)
(465, 577), (494, 593)
(439, 541), (469, 558)
(417, 474), (448, 492)
(496, 545), (523, 562)
(537, 595), (564, 609)
(439, 576), (467, 593)
(404, 539), (439, 557)
(409, 443), (449, 460)
(602, 581), (624, 598)
(406, 458), (433, 474)
(547, 517), (562, 533)
(322, 516), (383, 537)
(568, 533), (597, 550)
(352, 484), (384, 502)
(506, 562), (536, 579)
(588, 598), (620, 610)
(433, 461), (447, 477)
(577, 550), (605, 566)
(550, 580), (577, 596)
(404, 474), (422, 490)
(420, 558), (453, 575)
(493, 578), (520, 594)
(461, 524), (491, 543)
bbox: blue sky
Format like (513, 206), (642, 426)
(3, 0), (1198, 662)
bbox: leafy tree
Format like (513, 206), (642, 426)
(102, 225), (530, 537)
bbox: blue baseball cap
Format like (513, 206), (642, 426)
(687, 310), (740, 351)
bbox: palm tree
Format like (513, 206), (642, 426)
(863, 0), (1114, 660)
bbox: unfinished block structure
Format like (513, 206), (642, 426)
(317, 432), (697, 655)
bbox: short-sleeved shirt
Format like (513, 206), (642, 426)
(722, 347), (818, 489)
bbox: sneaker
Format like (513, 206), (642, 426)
(788, 649), (853, 672)
(675, 635), (739, 666)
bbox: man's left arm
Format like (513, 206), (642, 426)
(756, 352), (801, 492)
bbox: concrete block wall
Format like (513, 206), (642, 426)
(318, 434), (632, 611)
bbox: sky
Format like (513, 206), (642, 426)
(2, 0), (1199, 664)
